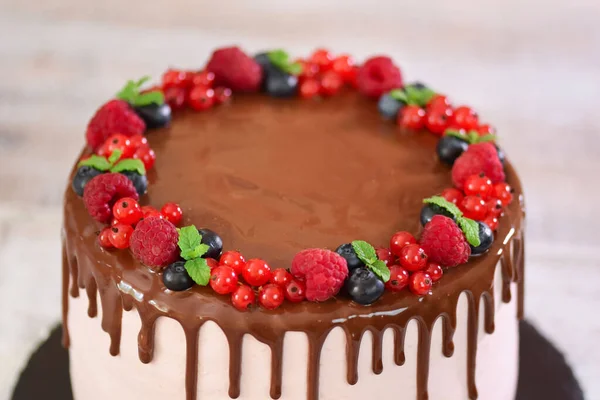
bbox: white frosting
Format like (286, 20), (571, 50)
(69, 262), (518, 399)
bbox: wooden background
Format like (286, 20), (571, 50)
(0, 0), (599, 398)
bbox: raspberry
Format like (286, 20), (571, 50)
(291, 249), (349, 302)
(356, 56), (402, 99)
(85, 100), (146, 150)
(206, 46), (262, 92)
(452, 142), (505, 189)
(419, 215), (471, 267)
(83, 173), (139, 223)
(130, 216), (179, 268)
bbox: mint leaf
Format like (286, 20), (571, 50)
(351, 240), (378, 265)
(267, 49), (289, 68)
(110, 159), (146, 175)
(116, 76), (164, 106)
(467, 130), (480, 145)
(78, 155), (111, 171)
(177, 226), (202, 259)
(444, 129), (467, 141)
(184, 258), (211, 286)
(133, 91), (165, 107)
(404, 85), (436, 107)
(368, 260), (390, 283)
(457, 217), (481, 247)
(476, 134), (497, 143)
(285, 62), (303, 76)
(389, 89), (408, 103)
(116, 80), (137, 103)
(135, 76), (151, 87)
(108, 149), (123, 165)
(181, 244), (210, 261)
(423, 196), (463, 219)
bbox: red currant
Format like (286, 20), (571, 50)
(242, 259), (272, 287)
(129, 134), (148, 151)
(112, 197), (143, 226)
(192, 70), (215, 88)
(390, 231), (417, 256)
(284, 279), (306, 303)
(188, 86), (215, 111)
(376, 248), (395, 266)
(164, 87), (187, 111)
(219, 251), (246, 275)
(162, 69), (192, 89)
(485, 198), (503, 217)
(320, 71), (343, 96)
(270, 268), (293, 287)
(399, 244), (428, 272)
(209, 265), (238, 295)
(493, 183), (513, 206)
(98, 228), (113, 249)
(477, 124), (496, 136)
(425, 107), (453, 136)
(441, 188), (464, 205)
(310, 48), (333, 70)
(299, 79), (321, 99)
(259, 284), (285, 310)
(347, 66), (359, 88)
(460, 196), (487, 220)
(214, 87), (232, 105)
(109, 223), (134, 249)
(409, 271), (433, 296)
(141, 206), (163, 220)
(298, 59), (319, 79)
(425, 262), (443, 282)
(231, 285), (256, 311)
(101, 133), (133, 158)
(385, 265), (410, 292)
(398, 105), (426, 130)
(449, 106), (479, 130)
(110, 218), (120, 227)
(206, 258), (219, 270)
(463, 174), (493, 199)
(331, 55), (355, 81)
(133, 146), (156, 170)
(426, 94), (450, 112)
(483, 216), (499, 231)
(161, 202), (183, 226)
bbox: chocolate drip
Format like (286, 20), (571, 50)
(85, 279), (98, 318)
(416, 319), (432, 400)
(345, 328), (361, 385)
(466, 292), (480, 399)
(269, 337), (284, 399)
(227, 332), (243, 399)
(482, 292), (495, 334)
(372, 329), (384, 375)
(137, 312), (158, 364)
(61, 243), (70, 348)
(184, 323), (201, 400)
(441, 316), (455, 358)
(393, 327), (406, 366)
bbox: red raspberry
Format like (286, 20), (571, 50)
(419, 215), (471, 267)
(356, 56), (402, 98)
(385, 265), (410, 292)
(83, 173), (138, 223)
(452, 142), (505, 188)
(206, 47), (262, 92)
(85, 100), (146, 150)
(441, 188), (464, 205)
(291, 249), (349, 302)
(231, 285), (255, 311)
(130, 216), (179, 268)
(284, 279), (306, 303)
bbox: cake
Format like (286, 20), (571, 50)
(61, 47), (525, 400)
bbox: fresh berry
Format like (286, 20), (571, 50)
(231, 285), (256, 311)
(319, 71), (343, 96)
(206, 258), (219, 270)
(291, 249), (349, 302)
(425, 107), (453, 136)
(214, 87), (232, 104)
(284, 279), (306, 303)
(198, 228), (223, 259)
(345, 267), (385, 305)
(398, 105), (426, 129)
(119, 171), (148, 197)
(376, 248), (394, 266)
(493, 183), (514, 206)
(188, 86), (215, 111)
(390, 231), (417, 256)
(441, 188), (464, 206)
(99, 133), (134, 158)
(133, 103), (172, 130)
(206, 47), (262, 92)
(192, 70), (215, 88)
(72, 166), (104, 197)
(129, 134), (148, 150)
(299, 78), (321, 99)
(483, 216), (499, 231)
(112, 197), (143, 226)
(110, 218), (120, 227)
(162, 261), (194, 291)
(385, 265), (410, 292)
(164, 87), (187, 111)
(452, 142), (506, 188)
(130, 216), (179, 268)
(86, 100), (146, 150)
(219, 251), (246, 275)
(264, 69), (298, 98)
(419, 215), (471, 267)
(109, 223), (134, 249)
(347, 66), (359, 88)
(356, 56), (402, 98)
(425, 262), (443, 282)
(486, 198), (504, 217)
(258, 284), (285, 310)
(449, 106), (479, 130)
(241, 259), (272, 287)
(210, 265), (238, 295)
(420, 203), (456, 226)
(141, 205), (163, 219)
(133, 146), (156, 170)
(436, 135), (469, 166)
(331, 55), (355, 81)
(335, 243), (365, 271)
(161, 202), (183, 226)
(83, 173), (139, 223)
(464, 173), (493, 199)
(378, 92), (404, 120)
(409, 271), (432, 296)
(271, 268), (293, 287)
(310, 49), (333, 70)
(98, 227), (113, 249)
(460, 196), (487, 220)
(254, 52), (274, 74)
(399, 244), (428, 272)
(427, 94), (450, 112)
(162, 69), (192, 89)
(470, 221), (494, 256)
(477, 123), (495, 136)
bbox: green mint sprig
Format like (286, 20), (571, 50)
(351, 240), (390, 282)
(116, 76), (165, 107)
(267, 49), (302, 75)
(423, 196), (480, 247)
(389, 83), (436, 107)
(78, 149), (146, 175)
(444, 129), (497, 145)
(177, 225), (211, 286)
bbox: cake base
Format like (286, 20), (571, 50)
(11, 321), (584, 400)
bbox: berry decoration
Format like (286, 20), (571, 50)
(271, 268), (293, 287)
(452, 142), (505, 188)
(378, 92), (405, 120)
(284, 279), (306, 303)
(83, 173), (139, 223)
(197, 228), (223, 259)
(232, 285), (256, 311)
(206, 46), (262, 92)
(86, 99), (146, 150)
(436, 135), (469, 166)
(130, 216), (179, 268)
(398, 244), (428, 272)
(390, 231), (417, 256)
(161, 202), (183, 226)
(345, 267), (385, 305)
(163, 261), (195, 292)
(98, 227), (113, 249)
(385, 265), (410, 292)
(425, 262), (444, 282)
(356, 56), (402, 98)
(335, 243), (365, 271)
(210, 265), (238, 295)
(351, 240), (391, 282)
(291, 248), (349, 302)
(112, 197), (143, 226)
(409, 271), (433, 296)
(72, 166), (104, 197)
(258, 284), (285, 310)
(219, 251), (246, 275)
(469, 221), (494, 256)
(242, 259), (272, 287)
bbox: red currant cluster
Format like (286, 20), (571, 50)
(96, 133), (156, 170)
(296, 49), (358, 99)
(158, 69), (232, 112)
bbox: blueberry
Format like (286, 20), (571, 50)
(120, 171), (148, 196)
(254, 52), (274, 73)
(436, 136), (469, 166)
(264, 69), (298, 98)
(345, 267), (385, 305)
(420, 204), (456, 226)
(335, 243), (365, 271)
(163, 261), (194, 291)
(470, 221), (494, 256)
(133, 103), (172, 130)
(495, 144), (506, 165)
(408, 81), (428, 90)
(377, 93), (404, 120)
(72, 166), (103, 196)
(198, 228), (223, 259)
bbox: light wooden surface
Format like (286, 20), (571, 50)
(1, 1), (599, 398)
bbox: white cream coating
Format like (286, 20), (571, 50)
(69, 262), (518, 400)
